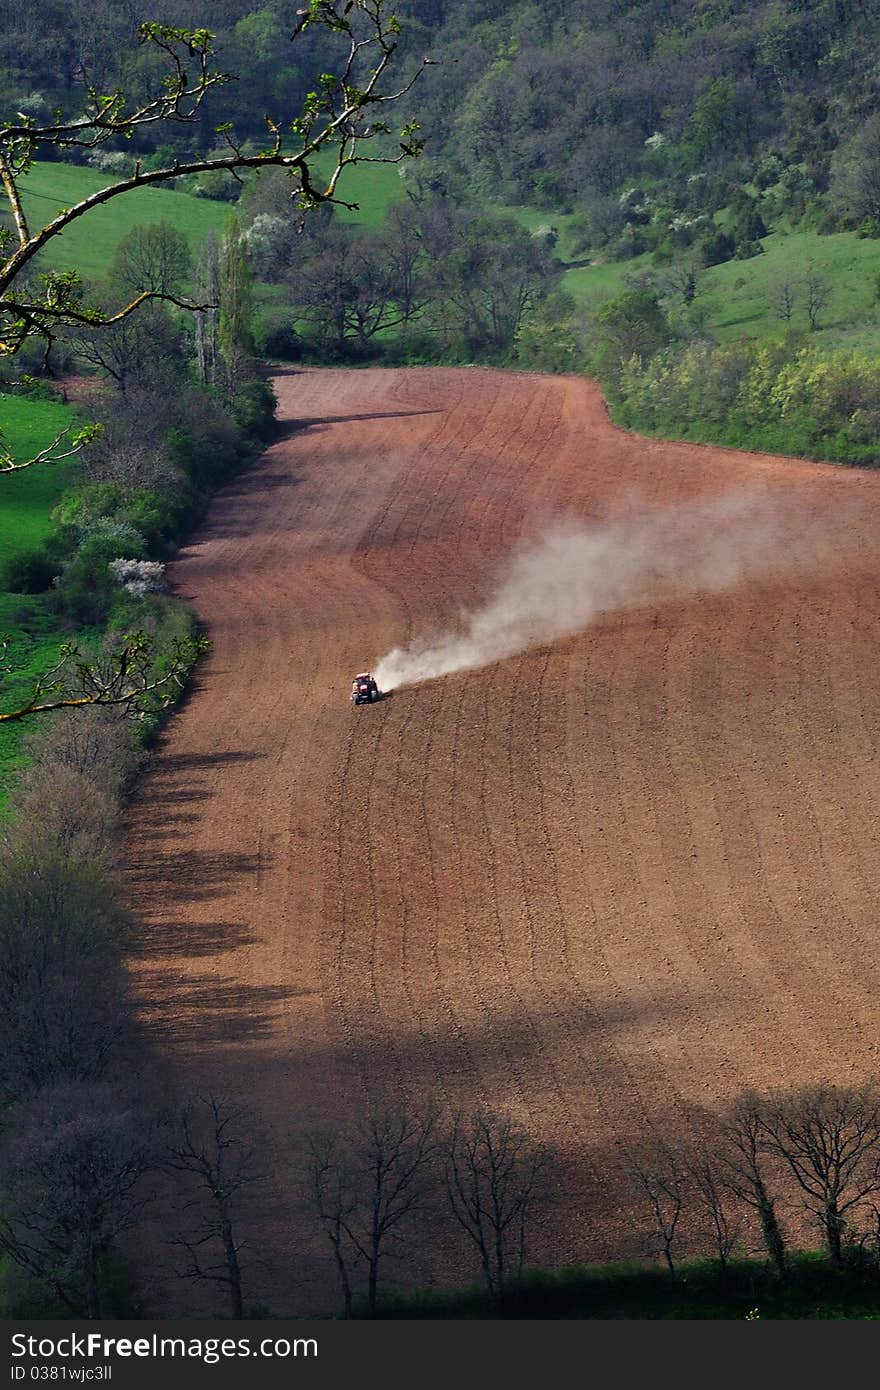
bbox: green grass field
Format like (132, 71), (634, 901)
(0, 395), (73, 566)
(557, 224), (880, 350)
(0, 393), (74, 811)
(699, 227), (880, 343)
(0, 596), (67, 810)
(325, 156), (408, 230)
(19, 161), (229, 281)
(19, 155), (406, 281)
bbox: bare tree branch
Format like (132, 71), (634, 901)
(0, 631), (208, 724)
(0, 419), (102, 473)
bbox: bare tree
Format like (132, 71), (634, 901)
(307, 1104), (438, 1316)
(16, 705), (141, 798)
(768, 278), (797, 325)
(761, 1083), (880, 1264)
(6, 764), (119, 866)
(0, 1081), (153, 1318)
(68, 298), (183, 393)
(164, 1094), (262, 1319)
(685, 1142), (742, 1275)
(720, 1093), (787, 1278)
(625, 1140), (685, 1276)
(804, 270), (830, 332)
(384, 201), (432, 338)
(4, 706), (140, 865)
(444, 1109), (547, 1308)
(308, 1132), (358, 1318)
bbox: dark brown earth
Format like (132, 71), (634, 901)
(125, 366), (880, 1315)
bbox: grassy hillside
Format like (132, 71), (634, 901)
(20, 156), (406, 278)
(0, 395), (72, 564)
(19, 161), (229, 280)
(327, 157), (408, 231)
(0, 394), (74, 810)
(559, 226), (880, 352)
(698, 229), (880, 344)
(310, 156), (880, 355)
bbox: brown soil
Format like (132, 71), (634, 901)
(126, 366), (880, 1315)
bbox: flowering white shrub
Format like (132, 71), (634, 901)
(109, 558), (166, 597)
(88, 151), (134, 175)
(85, 519), (145, 550)
(669, 214), (709, 232)
(17, 91), (46, 115)
(243, 214), (289, 273)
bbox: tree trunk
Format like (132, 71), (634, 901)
(758, 1196), (787, 1278)
(825, 1207), (844, 1265)
(330, 1235), (353, 1319)
(218, 1202), (243, 1318)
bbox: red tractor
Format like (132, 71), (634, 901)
(351, 671), (381, 705)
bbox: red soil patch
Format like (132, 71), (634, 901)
(126, 366), (880, 1314)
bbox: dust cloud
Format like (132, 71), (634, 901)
(373, 487), (849, 691)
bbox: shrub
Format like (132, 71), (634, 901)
(699, 228), (735, 266)
(108, 559), (166, 596)
(51, 534), (148, 626)
(112, 491), (172, 551)
(734, 239), (764, 260)
(611, 336), (880, 468)
(1, 547), (61, 594)
(83, 519), (147, 553)
(191, 168), (240, 201)
(17, 706), (141, 802)
(231, 377), (277, 442)
(254, 314), (302, 360)
(87, 151), (134, 176)
(53, 484), (125, 532)
(167, 426), (233, 491)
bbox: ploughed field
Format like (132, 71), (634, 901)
(126, 366), (880, 1314)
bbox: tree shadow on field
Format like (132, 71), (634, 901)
(127, 847), (265, 905)
(137, 970), (309, 1046)
(217, 468), (300, 496)
(132, 916), (260, 959)
(274, 408), (440, 439)
(149, 750), (267, 774)
(128, 750), (267, 814)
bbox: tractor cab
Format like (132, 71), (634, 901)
(351, 672), (381, 705)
